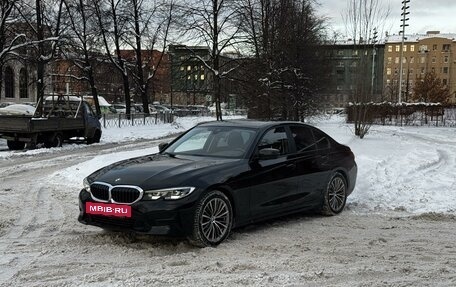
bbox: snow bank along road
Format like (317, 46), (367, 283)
(1, 120), (456, 286)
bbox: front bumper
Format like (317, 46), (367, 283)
(78, 189), (197, 236)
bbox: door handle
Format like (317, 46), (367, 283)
(286, 163), (296, 170)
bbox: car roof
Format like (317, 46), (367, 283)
(196, 119), (311, 130)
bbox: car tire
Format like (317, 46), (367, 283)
(87, 130), (101, 145)
(321, 172), (347, 216)
(45, 133), (63, 148)
(7, 140), (25, 150)
(189, 190), (233, 247)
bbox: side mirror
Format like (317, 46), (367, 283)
(258, 148), (280, 160)
(158, 142), (168, 152)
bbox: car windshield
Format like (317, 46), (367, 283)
(164, 126), (257, 159)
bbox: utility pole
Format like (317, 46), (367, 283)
(398, 0), (410, 103)
(371, 28), (378, 98)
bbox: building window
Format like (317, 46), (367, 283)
(443, 67), (449, 74)
(388, 45), (392, 52)
(337, 61), (344, 67)
(4, 66), (14, 98)
(421, 67), (425, 74)
(443, 44), (450, 51)
(402, 57), (407, 64)
(395, 57), (399, 64)
(409, 68), (414, 74)
(353, 50), (358, 55)
(19, 68), (28, 98)
(410, 45), (415, 52)
(187, 66), (191, 71)
(421, 57), (425, 64)
(386, 79), (391, 85)
(403, 45), (407, 52)
(432, 44), (437, 51)
(443, 79), (448, 85)
(444, 56), (449, 63)
(337, 50), (344, 55)
(431, 57), (436, 63)
(410, 57), (414, 63)
(387, 57), (392, 64)
(351, 61), (357, 67)
(180, 66), (184, 71)
(431, 67), (435, 73)
(336, 85), (342, 91)
(396, 45), (400, 52)
(387, 68), (391, 75)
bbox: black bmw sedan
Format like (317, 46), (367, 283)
(78, 120), (357, 247)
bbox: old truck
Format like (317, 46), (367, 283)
(0, 96), (102, 150)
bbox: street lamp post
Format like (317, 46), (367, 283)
(398, 0), (410, 103)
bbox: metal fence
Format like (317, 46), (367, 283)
(347, 104), (456, 127)
(101, 112), (174, 128)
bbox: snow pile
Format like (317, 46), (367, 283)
(316, 117), (456, 214)
(0, 104), (36, 116)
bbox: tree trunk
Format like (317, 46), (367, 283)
(132, 0), (149, 115)
(36, 0), (45, 116)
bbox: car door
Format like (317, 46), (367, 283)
(248, 125), (300, 219)
(309, 127), (333, 196)
(288, 125), (325, 205)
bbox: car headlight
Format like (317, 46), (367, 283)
(143, 187), (195, 200)
(83, 177), (91, 192)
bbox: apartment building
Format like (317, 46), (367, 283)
(384, 31), (456, 104)
(322, 40), (385, 109)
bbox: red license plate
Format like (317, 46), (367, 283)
(86, 202), (132, 218)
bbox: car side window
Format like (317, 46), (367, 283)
(290, 125), (316, 152)
(257, 127), (290, 155)
(312, 128), (330, 150)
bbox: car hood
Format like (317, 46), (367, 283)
(87, 154), (242, 189)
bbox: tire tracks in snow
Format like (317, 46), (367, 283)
(0, 137), (177, 285)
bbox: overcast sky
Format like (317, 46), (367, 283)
(317, 0), (456, 37)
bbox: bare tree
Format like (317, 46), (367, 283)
(413, 71), (451, 104)
(34, 0), (65, 115)
(123, 0), (174, 115)
(343, 0), (390, 138)
(61, 0), (103, 116)
(0, 0), (20, 97)
(177, 0), (244, 120)
(94, 0), (133, 116)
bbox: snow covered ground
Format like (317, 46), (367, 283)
(1, 115), (456, 286)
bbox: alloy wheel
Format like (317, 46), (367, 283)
(328, 176), (346, 213)
(200, 197), (231, 243)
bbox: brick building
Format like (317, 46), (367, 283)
(383, 31), (456, 104)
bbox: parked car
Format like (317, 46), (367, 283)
(113, 103), (144, 114)
(112, 104), (126, 114)
(78, 120), (357, 247)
